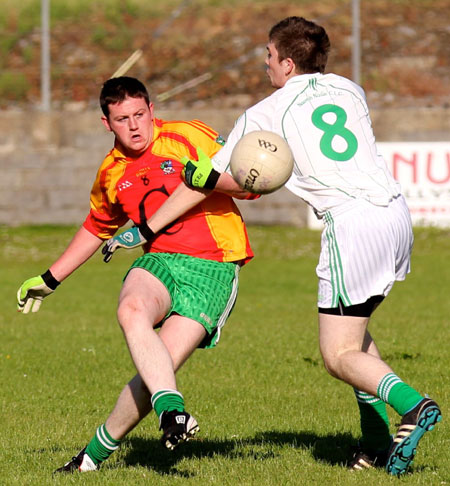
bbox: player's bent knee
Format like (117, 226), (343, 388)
(319, 345), (349, 379)
(320, 355), (340, 378)
(117, 296), (148, 326)
(117, 292), (168, 333)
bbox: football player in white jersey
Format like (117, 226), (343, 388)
(117, 17), (442, 476)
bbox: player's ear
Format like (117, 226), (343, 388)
(101, 115), (112, 132)
(283, 57), (295, 76)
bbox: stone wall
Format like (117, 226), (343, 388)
(1, 106), (449, 227)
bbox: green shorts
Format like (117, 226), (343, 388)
(126, 253), (240, 348)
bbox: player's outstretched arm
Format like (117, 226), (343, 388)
(141, 147), (254, 238)
(102, 146), (256, 265)
(17, 226), (103, 313)
(101, 148), (216, 263)
(146, 182), (210, 234)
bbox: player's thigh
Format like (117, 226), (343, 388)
(167, 254), (240, 349)
(319, 312), (370, 361)
(159, 315), (207, 371)
(118, 267), (171, 324)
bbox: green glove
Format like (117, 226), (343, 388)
(102, 224), (155, 263)
(17, 270), (60, 314)
(180, 147), (220, 189)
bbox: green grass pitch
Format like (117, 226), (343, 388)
(1, 225), (449, 485)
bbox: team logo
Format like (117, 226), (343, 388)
(215, 135), (226, 146)
(120, 232), (135, 243)
(258, 138), (278, 152)
(175, 415), (186, 425)
(117, 180), (133, 191)
(160, 160), (176, 175)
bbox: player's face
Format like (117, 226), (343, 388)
(265, 42), (291, 89)
(102, 96), (154, 157)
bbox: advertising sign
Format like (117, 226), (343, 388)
(379, 142), (450, 228)
(307, 142), (450, 229)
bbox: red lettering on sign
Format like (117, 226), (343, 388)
(426, 152), (450, 184)
(392, 153), (417, 183)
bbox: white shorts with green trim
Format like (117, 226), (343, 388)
(316, 195), (413, 309)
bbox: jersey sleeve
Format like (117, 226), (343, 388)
(212, 109), (269, 172)
(210, 113), (261, 200)
(211, 115), (246, 173)
(82, 154), (129, 240)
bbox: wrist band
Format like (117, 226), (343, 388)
(138, 222), (155, 242)
(204, 169), (220, 190)
(41, 269), (61, 290)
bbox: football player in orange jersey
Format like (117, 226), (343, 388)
(16, 77), (256, 473)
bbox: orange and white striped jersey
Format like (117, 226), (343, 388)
(83, 118), (253, 264)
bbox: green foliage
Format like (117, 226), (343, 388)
(91, 25), (109, 46)
(0, 71), (30, 100)
(1, 225), (449, 485)
(1, 0), (196, 25)
(0, 35), (18, 58)
(20, 44), (34, 65)
(102, 27), (133, 52)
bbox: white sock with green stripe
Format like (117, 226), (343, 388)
(85, 423), (121, 465)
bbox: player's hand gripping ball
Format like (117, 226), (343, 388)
(230, 130), (294, 194)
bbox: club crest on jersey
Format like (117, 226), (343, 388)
(160, 160), (176, 175)
(215, 135), (226, 146)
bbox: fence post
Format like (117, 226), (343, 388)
(41, 0), (51, 111)
(352, 0), (361, 85)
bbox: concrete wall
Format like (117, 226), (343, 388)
(1, 106), (449, 227)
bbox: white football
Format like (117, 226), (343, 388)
(230, 130), (294, 194)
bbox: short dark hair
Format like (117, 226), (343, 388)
(100, 76), (150, 117)
(269, 17), (330, 74)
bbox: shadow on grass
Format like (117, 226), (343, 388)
(122, 430), (354, 476)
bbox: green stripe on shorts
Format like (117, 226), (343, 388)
(127, 253), (240, 348)
(324, 212), (351, 307)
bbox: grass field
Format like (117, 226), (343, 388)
(1, 225), (449, 485)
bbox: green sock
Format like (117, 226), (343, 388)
(151, 389), (184, 419)
(377, 372), (423, 416)
(85, 424), (121, 465)
(354, 389), (391, 452)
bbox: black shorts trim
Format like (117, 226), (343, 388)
(319, 295), (385, 318)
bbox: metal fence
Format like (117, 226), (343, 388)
(37, 0), (362, 111)
(5, 1), (446, 112)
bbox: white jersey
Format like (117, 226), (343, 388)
(213, 73), (401, 218)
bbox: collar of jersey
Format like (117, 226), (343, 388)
(286, 72), (322, 85)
